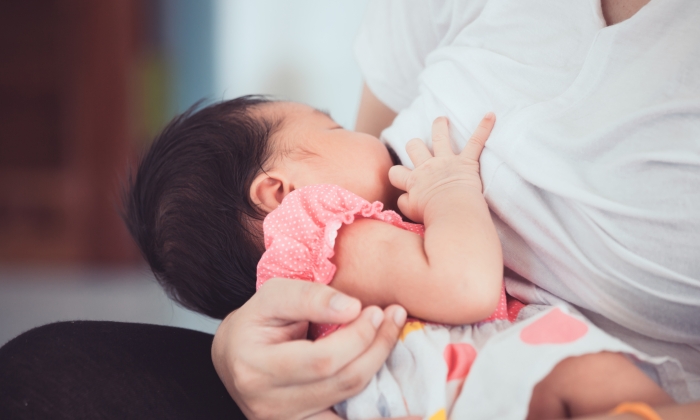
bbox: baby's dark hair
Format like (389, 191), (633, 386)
(123, 95), (280, 319)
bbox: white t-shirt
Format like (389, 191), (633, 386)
(355, 0), (700, 389)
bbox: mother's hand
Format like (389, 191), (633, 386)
(211, 278), (408, 420)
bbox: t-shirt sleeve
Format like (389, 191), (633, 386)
(354, 0), (488, 113)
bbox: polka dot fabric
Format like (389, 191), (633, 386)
(253, 187), (687, 419)
(482, 289), (509, 322)
(256, 184), (514, 338)
(256, 184), (424, 288)
(256, 184), (424, 338)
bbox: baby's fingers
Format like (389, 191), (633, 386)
(431, 116), (454, 157)
(388, 165), (411, 192)
(461, 112), (496, 161)
(405, 138), (432, 167)
(396, 193), (421, 223)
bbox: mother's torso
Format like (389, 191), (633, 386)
(357, 0), (700, 380)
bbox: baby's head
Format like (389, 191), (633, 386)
(123, 96), (400, 318)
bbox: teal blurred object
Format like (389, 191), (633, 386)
(163, 0), (217, 115)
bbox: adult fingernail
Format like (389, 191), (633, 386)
(393, 307), (407, 326)
(370, 309), (384, 329)
(329, 293), (354, 312)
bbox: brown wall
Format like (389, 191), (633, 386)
(0, 0), (143, 264)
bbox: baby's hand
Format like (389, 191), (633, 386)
(388, 113), (495, 223)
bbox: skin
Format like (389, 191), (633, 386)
(578, 401), (700, 420)
(211, 278), (413, 420)
(601, 0), (650, 26)
(213, 1), (700, 418)
(354, 83), (398, 139)
(243, 102), (671, 418)
(527, 352), (673, 419)
(330, 115), (503, 323)
(250, 102), (402, 215)
(252, 103), (502, 324)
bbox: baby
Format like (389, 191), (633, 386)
(124, 96), (684, 419)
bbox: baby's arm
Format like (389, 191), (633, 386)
(331, 114), (502, 324)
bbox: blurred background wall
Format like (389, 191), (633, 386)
(0, 0), (369, 345)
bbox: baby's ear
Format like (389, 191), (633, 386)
(250, 172), (292, 213)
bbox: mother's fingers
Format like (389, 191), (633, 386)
(305, 409), (344, 420)
(303, 305), (407, 410)
(255, 306), (407, 419)
(461, 112), (496, 161)
(431, 116), (454, 157)
(255, 278), (362, 327)
(260, 306), (388, 386)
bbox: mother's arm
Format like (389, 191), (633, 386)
(354, 83), (397, 138)
(211, 278), (411, 420)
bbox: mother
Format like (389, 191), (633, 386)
(212, 0), (700, 418)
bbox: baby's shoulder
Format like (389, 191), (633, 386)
(257, 185), (372, 288)
(256, 184), (423, 289)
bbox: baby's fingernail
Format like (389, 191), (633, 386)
(329, 293), (355, 312)
(393, 307), (407, 326)
(370, 309), (384, 329)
